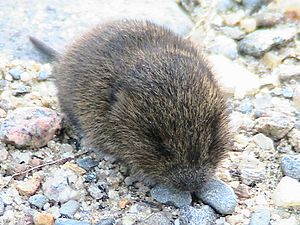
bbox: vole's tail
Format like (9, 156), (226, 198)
(29, 36), (60, 60)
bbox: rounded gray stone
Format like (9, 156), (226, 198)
(281, 155), (300, 180)
(60, 200), (80, 218)
(76, 157), (98, 171)
(150, 184), (192, 208)
(249, 208), (271, 225)
(55, 218), (91, 225)
(28, 194), (49, 209)
(180, 205), (218, 225)
(196, 178), (237, 215)
(96, 218), (115, 225)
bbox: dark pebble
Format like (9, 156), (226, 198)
(76, 157), (98, 171)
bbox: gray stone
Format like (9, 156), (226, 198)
(0, 197), (4, 216)
(181, 205), (218, 225)
(255, 12), (283, 27)
(87, 183), (107, 200)
(242, 0), (271, 13)
(96, 218), (115, 225)
(282, 87), (294, 98)
(76, 157), (98, 171)
(196, 178), (237, 214)
(238, 28), (297, 57)
(217, 0), (238, 12)
(255, 112), (294, 140)
(240, 156), (266, 185)
(55, 218), (91, 225)
(60, 200), (80, 218)
(288, 129), (300, 152)
(12, 84), (31, 96)
(220, 26), (246, 40)
(249, 208), (271, 225)
(37, 70), (50, 81)
(150, 184), (192, 208)
(28, 194), (49, 209)
(281, 155), (300, 180)
(140, 212), (171, 225)
(0, 80), (8, 91)
(208, 35), (238, 59)
(8, 67), (23, 80)
(252, 133), (274, 150)
(238, 100), (253, 114)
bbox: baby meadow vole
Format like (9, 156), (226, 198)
(30, 20), (231, 191)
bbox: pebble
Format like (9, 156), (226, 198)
(274, 216), (299, 225)
(233, 183), (251, 199)
(180, 205), (218, 225)
(223, 10), (245, 26)
(8, 67), (23, 80)
(34, 213), (55, 225)
(0, 145), (8, 162)
(238, 100), (253, 113)
(150, 184), (192, 208)
(55, 218), (91, 225)
(255, 112), (294, 140)
(196, 178), (237, 214)
(16, 174), (42, 196)
(288, 128), (300, 152)
(240, 18), (257, 33)
(37, 70), (51, 81)
(207, 35), (238, 59)
(140, 212), (171, 225)
(209, 54), (260, 98)
(0, 107), (62, 148)
(87, 183), (107, 200)
(242, 0), (270, 13)
(217, 0), (238, 12)
(249, 208), (270, 225)
(238, 28), (297, 57)
(252, 133), (274, 150)
(11, 84), (31, 96)
(282, 87), (293, 98)
(63, 162), (86, 176)
(28, 194), (49, 209)
(255, 12), (283, 27)
(76, 157), (98, 171)
(240, 156), (266, 185)
(220, 26), (246, 40)
(43, 168), (82, 203)
(96, 218), (115, 225)
(275, 65), (300, 82)
(273, 176), (300, 207)
(0, 79), (8, 91)
(0, 197), (4, 216)
(60, 200), (80, 218)
(281, 155), (300, 180)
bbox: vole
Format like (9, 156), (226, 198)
(30, 20), (231, 191)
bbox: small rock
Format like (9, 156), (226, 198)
(180, 205), (218, 225)
(273, 176), (300, 207)
(37, 70), (50, 81)
(255, 112), (294, 140)
(220, 26), (245, 40)
(87, 183), (107, 200)
(28, 194), (49, 209)
(252, 133), (274, 150)
(20, 72), (33, 82)
(43, 168), (83, 203)
(84, 171), (97, 183)
(150, 184), (192, 208)
(238, 100), (253, 114)
(55, 218), (91, 225)
(209, 54), (260, 98)
(76, 157), (98, 171)
(281, 155), (300, 180)
(233, 183), (251, 199)
(238, 28), (297, 57)
(34, 213), (55, 225)
(223, 10), (245, 26)
(0, 145), (8, 162)
(0, 79), (7, 91)
(0, 107), (62, 148)
(240, 18), (257, 33)
(60, 200), (80, 218)
(63, 162), (86, 176)
(255, 12), (283, 27)
(8, 67), (23, 80)
(282, 86), (293, 98)
(0, 197), (4, 216)
(119, 198), (131, 209)
(263, 52), (282, 69)
(140, 212), (171, 225)
(16, 174), (42, 196)
(288, 128), (300, 152)
(96, 218), (115, 225)
(274, 216), (299, 225)
(240, 156), (266, 185)
(293, 85), (300, 111)
(11, 84), (31, 96)
(242, 0), (271, 13)
(249, 208), (270, 225)
(275, 65), (300, 81)
(208, 35), (238, 59)
(196, 178), (237, 214)
(217, 0), (238, 12)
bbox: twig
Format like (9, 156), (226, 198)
(2, 151), (89, 188)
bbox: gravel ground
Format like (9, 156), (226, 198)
(0, 0), (300, 224)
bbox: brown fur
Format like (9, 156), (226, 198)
(32, 20), (231, 191)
